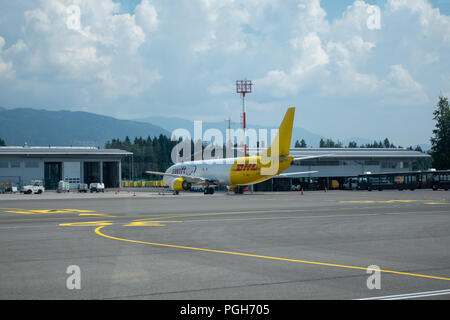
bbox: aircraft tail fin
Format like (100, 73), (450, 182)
(266, 107), (295, 157)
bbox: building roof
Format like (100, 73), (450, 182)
(247, 147), (430, 159)
(0, 146), (132, 156)
(290, 148), (430, 159)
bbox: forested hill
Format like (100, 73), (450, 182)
(0, 108), (169, 147)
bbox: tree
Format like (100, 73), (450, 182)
(0, 138), (5, 146)
(348, 141), (358, 148)
(319, 138), (343, 148)
(105, 135), (180, 179)
(300, 139), (307, 148)
(430, 96), (450, 169)
(295, 139), (307, 148)
(319, 138), (325, 148)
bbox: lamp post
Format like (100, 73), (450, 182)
(236, 79), (252, 157)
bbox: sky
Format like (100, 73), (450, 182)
(0, 0), (449, 146)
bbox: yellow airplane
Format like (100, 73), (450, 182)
(147, 107), (325, 194)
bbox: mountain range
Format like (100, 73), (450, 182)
(0, 108), (169, 147)
(134, 116), (410, 149)
(0, 107), (430, 150)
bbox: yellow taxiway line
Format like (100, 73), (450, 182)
(95, 225), (450, 282)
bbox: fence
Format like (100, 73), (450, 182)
(122, 180), (169, 188)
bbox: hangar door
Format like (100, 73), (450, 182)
(63, 162), (81, 189)
(44, 162), (62, 190)
(103, 162), (119, 188)
(84, 162), (100, 185)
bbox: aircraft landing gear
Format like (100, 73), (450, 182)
(204, 187), (215, 195)
(234, 186), (245, 194)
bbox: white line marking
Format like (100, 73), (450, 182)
(178, 210), (450, 223)
(180, 214), (380, 223)
(0, 224), (58, 230)
(357, 289), (450, 300)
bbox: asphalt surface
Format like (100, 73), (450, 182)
(0, 189), (449, 300)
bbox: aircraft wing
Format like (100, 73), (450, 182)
(277, 171), (318, 177)
(145, 171), (218, 185)
(292, 154), (334, 161)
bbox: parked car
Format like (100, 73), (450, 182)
(78, 183), (89, 193)
(89, 183), (105, 193)
(22, 180), (45, 194)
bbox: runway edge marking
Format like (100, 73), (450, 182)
(94, 226), (450, 282)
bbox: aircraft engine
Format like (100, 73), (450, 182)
(171, 178), (192, 191)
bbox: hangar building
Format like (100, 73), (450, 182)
(0, 146), (132, 190)
(254, 148), (432, 191)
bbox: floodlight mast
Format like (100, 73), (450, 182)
(236, 79), (252, 157)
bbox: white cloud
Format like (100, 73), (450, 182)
(1, 0), (161, 103)
(0, 0), (449, 145)
(292, 32), (329, 76)
(4, 39), (28, 56)
(255, 0), (444, 108)
(387, 0), (450, 42)
(135, 0), (159, 33)
(207, 83), (233, 95)
(0, 37), (15, 79)
(383, 64), (429, 105)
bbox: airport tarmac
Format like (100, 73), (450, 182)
(0, 189), (449, 300)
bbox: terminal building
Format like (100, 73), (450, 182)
(0, 145), (431, 192)
(254, 148), (432, 191)
(0, 146), (132, 190)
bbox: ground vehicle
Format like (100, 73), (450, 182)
(357, 170), (450, 191)
(0, 183), (10, 194)
(2, 185), (18, 194)
(57, 180), (70, 193)
(432, 171), (450, 190)
(89, 183), (105, 193)
(358, 173), (419, 191)
(22, 180), (45, 194)
(78, 183), (89, 193)
(343, 178), (359, 190)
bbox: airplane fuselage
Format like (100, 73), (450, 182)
(163, 155), (293, 188)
